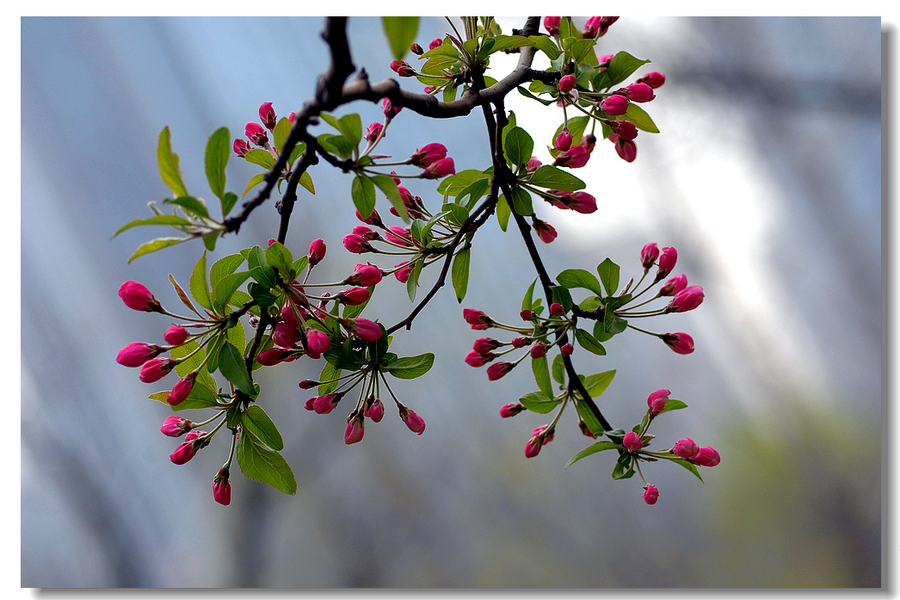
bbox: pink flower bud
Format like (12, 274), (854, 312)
(365, 398), (385, 423)
(473, 337), (502, 354)
(661, 332), (694, 355)
(429, 38), (443, 50)
(390, 59), (415, 77)
(543, 16), (561, 36)
(167, 371), (197, 406)
(170, 430), (206, 465)
(614, 138), (637, 163)
(336, 287), (370, 306)
(160, 416), (192, 437)
(399, 406), (426, 435)
(557, 75), (576, 94)
(532, 219), (557, 244)
(353, 225), (380, 240)
(623, 431), (643, 451)
(583, 16), (603, 39)
(568, 191), (597, 214)
(656, 247), (678, 280)
(673, 437), (700, 460)
(636, 71), (666, 89)
(694, 446), (721, 467)
(500, 402), (525, 418)
(213, 467), (231, 506)
(164, 325), (189, 346)
(667, 285), (704, 313)
(342, 233), (374, 253)
(422, 157), (455, 179)
(524, 436), (543, 458)
(139, 358), (177, 383)
(385, 226), (411, 246)
(257, 348), (294, 366)
(463, 308), (492, 330)
(346, 263), (383, 287)
(579, 421), (598, 438)
(519, 310), (534, 321)
(647, 388), (670, 415)
(116, 342), (163, 367)
(233, 138), (250, 157)
(511, 337), (529, 349)
(344, 415), (365, 444)
(344, 318), (383, 341)
(613, 120), (638, 141)
(554, 128), (573, 151)
(658, 274), (688, 297)
(624, 82), (655, 103)
(245, 121), (268, 146)
(382, 97), (402, 119)
(409, 42), (424, 55)
(118, 281), (161, 312)
(550, 303), (564, 316)
(364, 121), (383, 143)
(259, 102), (276, 130)
(308, 238), (326, 265)
(526, 156), (542, 172)
(486, 361), (514, 381)
(305, 329), (331, 358)
(312, 394), (342, 415)
(641, 242), (659, 270)
(465, 350), (495, 367)
(643, 484), (659, 505)
(553, 144), (590, 168)
(410, 142), (447, 167)
(601, 94), (629, 116)
(561, 343), (573, 356)
(394, 262), (412, 283)
(529, 344), (549, 359)
(298, 379), (319, 390)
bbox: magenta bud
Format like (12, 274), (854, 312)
(399, 406), (426, 435)
(524, 436), (543, 458)
(641, 242), (659, 270)
(613, 120), (638, 141)
(656, 247), (678, 280)
(170, 430), (206, 465)
(160, 416), (192, 437)
(530, 344), (549, 359)
(344, 415), (366, 444)
(473, 338), (501, 354)
(245, 121), (268, 146)
(308, 238), (326, 265)
(305, 329), (331, 358)
(614, 138), (637, 163)
(662, 332), (695, 355)
(364, 398), (385, 423)
(422, 157), (455, 179)
(600, 94), (629, 116)
(623, 431), (643, 451)
(116, 342), (162, 367)
(557, 75), (576, 94)
(667, 285), (704, 313)
(364, 121), (383, 143)
(499, 402), (525, 418)
(346, 263), (383, 287)
(344, 318), (383, 342)
(647, 388), (670, 416)
(390, 59), (415, 77)
(213, 467), (231, 506)
(118, 281), (161, 312)
(526, 156), (542, 172)
(259, 102), (276, 130)
(463, 308), (492, 330)
(643, 484), (659, 505)
(543, 16), (561, 36)
(673, 437), (700, 460)
(164, 325), (189, 346)
(409, 42), (424, 55)
(637, 71), (666, 89)
(312, 394), (341, 415)
(382, 97), (402, 119)
(298, 379), (319, 390)
(552, 145), (590, 169)
(465, 350), (495, 368)
(486, 361), (514, 381)
(336, 287), (370, 306)
(555, 128), (573, 151)
(511, 337), (529, 349)
(550, 303), (564, 316)
(519, 310), (534, 322)
(694, 446), (721, 467)
(342, 233), (374, 253)
(233, 138), (250, 157)
(167, 372), (197, 406)
(658, 274), (688, 297)
(624, 82), (655, 103)
(139, 358), (177, 383)
(561, 343), (573, 356)
(429, 38), (443, 50)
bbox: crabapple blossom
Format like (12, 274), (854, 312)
(623, 431), (643, 451)
(673, 437), (700, 460)
(662, 332), (695, 355)
(694, 446), (721, 467)
(213, 468), (231, 506)
(118, 281), (161, 312)
(647, 388), (670, 415)
(643, 484), (659, 505)
(116, 342), (162, 367)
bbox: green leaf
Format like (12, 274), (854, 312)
(596, 258), (620, 296)
(248, 282), (278, 309)
(488, 34), (534, 53)
(351, 174), (376, 220)
(209, 254), (246, 289)
(242, 405), (284, 451)
(527, 165), (585, 191)
(127, 236), (188, 262)
(213, 272), (251, 313)
(605, 51), (651, 88)
(509, 187), (534, 216)
(575, 328), (606, 356)
(189, 253), (212, 312)
(248, 246), (277, 289)
(371, 174), (409, 221)
(205, 126), (230, 201)
(265, 241), (294, 279)
(557, 268), (604, 296)
(659, 399), (689, 415)
(451, 245), (471, 303)
(671, 457), (705, 482)
(273, 117), (292, 156)
(519, 391), (560, 414)
(317, 361), (342, 395)
(162, 196), (210, 219)
(527, 35), (561, 60)
(322, 113), (363, 149)
(495, 194), (511, 231)
(236, 430), (297, 495)
(565, 441), (620, 468)
(383, 353), (434, 380)
(604, 310), (628, 335)
(157, 126), (188, 198)
(221, 192), (238, 217)
(244, 148), (275, 170)
(573, 398), (606, 437)
(298, 171), (315, 195)
(531, 355), (553, 398)
(382, 16), (419, 60)
(623, 102), (660, 134)
(516, 85), (555, 106)
(550, 285), (573, 313)
(437, 169), (491, 198)
(406, 257), (423, 302)
(522, 278), (538, 312)
(503, 126), (534, 167)
(218, 341), (255, 395)
(114, 214), (194, 237)
(583, 369), (616, 398)
(241, 173), (266, 199)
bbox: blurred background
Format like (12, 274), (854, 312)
(20, 16), (882, 588)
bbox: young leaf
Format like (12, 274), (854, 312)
(213, 272), (251, 313)
(157, 126), (188, 198)
(451, 245), (471, 303)
(127, 236), (188, 263)
(575, 329), (606, 356)
(527, 165), (586, 191)
(573, 399), (605, 438)
(597, 258), (620, 296)
(236, 430), (297, 495)
(205, 126), (230, 201)
(241, 173), (266, 199)
(671, 457), (705, 482)
(503, 126), (534, 168)
(519, 391), (560, 414)
(531, 355), (553, 398)
(605, 51), (651, 88)
(565, 441), (620, 468)
(113, 214), (194, 237)
(298, 171), (315, 195)
(659, 399), (689, 415)
(510, 187), (534, 216)
(244, 148), (275, 170)
(521, 278), (538, 312)
(551, 353), (565, 385)
(265, 241), (294, 279)
(557, 268), (604, 296)
(209, 254), (246, 289)
(583, 369), (616, 398)
(623, 102), (660, 134)
(248, 246), (277, 289)
(371, 174), (409, 222)
(218, 341), (255, 395)
(241, 405), (284, 451)
(406, 257), (423, 302)
(351, 174), (376, 220)
(162, 196), (210, 220)
(382, 16), (419, 60)
(273, 117), (291, 156)
(382, 353), (435, 380)
(550, 285), (574, 312)
(495, 194), (511, 231)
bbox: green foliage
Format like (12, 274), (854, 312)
(382, 17), (419, 60)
